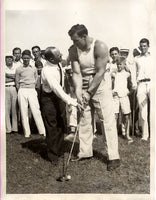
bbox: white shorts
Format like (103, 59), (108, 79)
(113, 95), (131, 115)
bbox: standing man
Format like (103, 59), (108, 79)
(41, 47), (78, 163)
(12, 47), (23, 68)
(5, 56), (18, 134)
(68, 24), (120, 171)
(135, 38), (152, 141)
(32, 46), (46, 66)
(15, 50), (45, 138)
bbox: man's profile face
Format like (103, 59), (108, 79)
(6, 58), (13, 66)
(110, 50), (119, 62)
(22, 55), (30, 66)
(13, 49), (21, 61)
(140, 42), (149, 55)
(71, 33), (86, 50)
(32, 48), (41, 59)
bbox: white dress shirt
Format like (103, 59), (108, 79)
(41, 61), (77, 106)
(135, 53), (152, 82)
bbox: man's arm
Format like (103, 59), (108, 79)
(71, 61), (83, 104)
(34, 67), (38, 85)
(42, 68), (77, 107)
(6, 73), (15, 78)
(68, 45), (83, 104)
(87, 40), (109, 95)
(15, 68), (20, 90)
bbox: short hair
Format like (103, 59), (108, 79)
(68, 24), (88, 37)
(12, 47), (21, 55)
(22, 50), (31, 57)
(116, 56), (126, 64)
(139, 38), (150, 47)
(109, 47), (120, 54)
(32, 46), (41, 51)
(5, 55), (13, 60)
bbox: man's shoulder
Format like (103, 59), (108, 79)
(68, 45), (78, 62)
(94, 40), (108, 57)
(16, 65), (23, 72)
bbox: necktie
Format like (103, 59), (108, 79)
(58, 63), (63, 86)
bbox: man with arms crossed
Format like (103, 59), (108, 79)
(68, 24), (120, 171)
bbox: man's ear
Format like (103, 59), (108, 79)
(82, 34), (87, 39)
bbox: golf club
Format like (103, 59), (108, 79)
(56, 107), (83, 182)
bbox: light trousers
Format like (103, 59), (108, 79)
(18, 88), (45, 137)
(78, 73), (120, 160)
(5, 87), (18, 133)
(137, 82), (150, 140)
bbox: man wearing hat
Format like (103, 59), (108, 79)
(5, 55), (18, 134)
(15, 50), (45, 138)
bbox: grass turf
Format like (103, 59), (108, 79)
(6, 132), (150, 194)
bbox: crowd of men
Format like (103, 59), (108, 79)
(5, 24), (152, 171)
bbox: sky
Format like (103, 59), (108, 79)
(4, 0), (156, 58)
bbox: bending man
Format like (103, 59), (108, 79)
(68, 24), (120, 171)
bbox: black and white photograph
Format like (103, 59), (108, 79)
(1, 0), (155, 199)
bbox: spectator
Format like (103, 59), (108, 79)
(15, 50), (45, 138)
(135, 38), (152, 141)
(5, 56), (18, 134)
(12, 47), (22, 68)
(113, 57), (133, 142)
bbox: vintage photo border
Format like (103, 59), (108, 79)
(1, 0), (155, 199)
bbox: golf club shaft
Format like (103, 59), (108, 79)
(63, 111), (83, 176)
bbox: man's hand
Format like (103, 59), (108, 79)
(82, 91), (91, 107)
(113, 91), (118, 97)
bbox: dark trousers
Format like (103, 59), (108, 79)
(41, 91), (66, 157)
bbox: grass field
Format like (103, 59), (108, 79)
(6, 131), (150, 194)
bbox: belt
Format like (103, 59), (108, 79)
(5, 85), (15, 87)
(138, 78), (151, 83)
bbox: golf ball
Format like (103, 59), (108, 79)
(67, 175), (71, 179)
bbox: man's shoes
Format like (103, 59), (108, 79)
(47, 150), (58, 165)
(107, 159), (120, 171)
(25, 135), (31, 138)
(141, 137), (148, 141)
(64, 133), (75, 142)
(40, 133), (46, 138)
(71, 155), (93, 162)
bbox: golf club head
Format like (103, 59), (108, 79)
(56, 175), (71, 182)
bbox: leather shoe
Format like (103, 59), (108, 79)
(107, 159), (120, 171)
(71, 155), (92, 162)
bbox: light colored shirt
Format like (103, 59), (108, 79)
(113, 70), (130, 97)
(15, 64), (38, 89)
(135, 53), (152, 82)
(77, 40), (96, 76)
(5, 65), (18, 86)
(41, 61), (76, 105)
(106, 62), (118, 77)
(13, 59), (23, 69)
